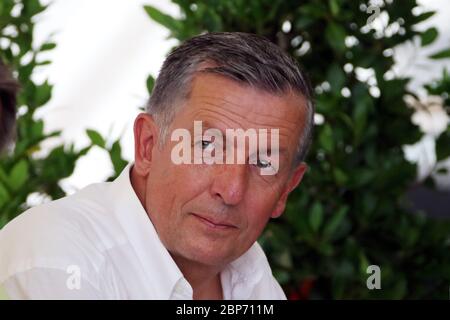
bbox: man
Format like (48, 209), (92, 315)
(0, 60), (19, 153)
(0, 32), (314, 299)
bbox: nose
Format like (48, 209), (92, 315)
(210, 164), (248, 206)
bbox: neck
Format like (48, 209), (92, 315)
(171, 253), (224, 300)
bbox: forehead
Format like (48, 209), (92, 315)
(176, 73), (307, 137)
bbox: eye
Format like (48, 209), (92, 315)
(255, 158), (272, 169)
(201, 140), (212, 150)
(196, 139), (215, 153)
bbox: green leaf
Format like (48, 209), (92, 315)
(86, 129), (106, 148)
(420, 27), (438, 46)
(31, 120), (44, 137)
(333, 168), (348, 185)
(40, 42), (56, 51)
(413, 11), (436, 24)
(36, 60), (51, 66)
(327, 63), (346, 94)
(78, 146), (92, 157)
(35, 80), (52, 107)
(9, 160), (29, 191)
(146, 74), (155, 94)
(379, 78), (409, 101)
(0, 182), (10, 208)
(319, 124), (334, 153)
(295, 16), (315, 30)
(352, 101), (369, 144)
(203, 8), (223, 32)
(323, 206), (348, 239)
(144, 5), (180, 33)
(329, 0), (339, 16)
(351, 83), (373, 145)
(309, 202), (324, 232)
(325, 22), (346, 53)
(298, 3), (327, 19)
(23, 0), (46, 17)
(430, 48), (450, 59)
(435, 128), (450, 161)
(109, 140), (128, 175)
(274, 250), (293, 269)
(273, 269), (290, 285)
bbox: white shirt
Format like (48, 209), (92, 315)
(0, 164), (286, 300)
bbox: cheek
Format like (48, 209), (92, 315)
(146, 161), (211, 218)
(145, 154), (177, 219)
(241, 192), (279, 236)
(252, 181), (283, 210)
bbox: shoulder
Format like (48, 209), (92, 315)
(0, 182), (124, 286)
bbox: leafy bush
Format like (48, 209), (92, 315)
(144, 0), (450, 299)
(0, 0), (127, 227)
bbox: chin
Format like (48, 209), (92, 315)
(181, 240), (237, 267)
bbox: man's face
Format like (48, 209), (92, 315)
(135, 73), (308, 267)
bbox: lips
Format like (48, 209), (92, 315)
(191, 213), (237, 230)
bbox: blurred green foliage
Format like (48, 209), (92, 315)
(425, 69), (450, 166)
(0, 0), (127, 227)
(144, 0), (450, 299)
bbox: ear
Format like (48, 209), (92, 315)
(133, 113), (159, 177)
(270, 162), (308, 218)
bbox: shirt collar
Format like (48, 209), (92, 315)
(109, 164), (271, 299)
(109, 163), (185, 299)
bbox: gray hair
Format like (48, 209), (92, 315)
(146, 32), (314, 166)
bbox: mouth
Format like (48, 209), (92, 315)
(191, 213), (237, 230)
